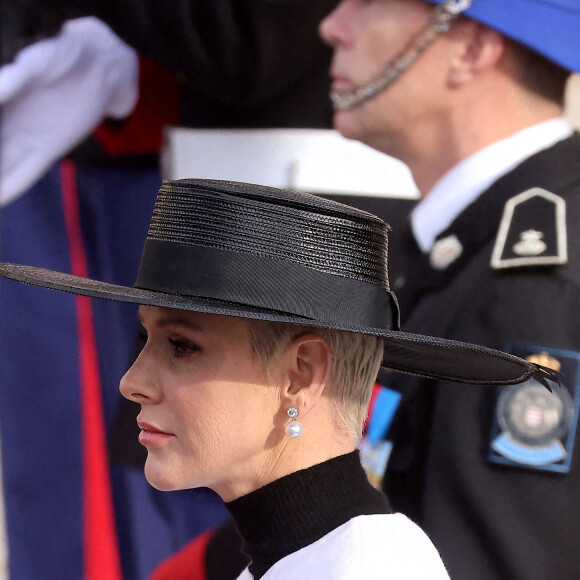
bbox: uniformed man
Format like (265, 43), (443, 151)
(320, 1), (580, 579)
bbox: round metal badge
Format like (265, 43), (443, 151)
(497, 380), (574, 447)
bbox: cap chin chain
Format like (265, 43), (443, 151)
(330, 0), (473, 111)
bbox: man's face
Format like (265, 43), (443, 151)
(319, 0), (450, 155)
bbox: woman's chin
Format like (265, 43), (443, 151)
(144, 459), (183, 491)
(143, 457), (206, 491)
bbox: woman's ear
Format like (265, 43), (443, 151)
(282, 333), (332, 418)
(448, 21), (506, 87)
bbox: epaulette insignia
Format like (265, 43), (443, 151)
(490, 187), (567, 269)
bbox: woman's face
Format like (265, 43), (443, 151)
(120, 306), (285, 501)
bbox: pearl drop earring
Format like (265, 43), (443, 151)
(285, 406), (303, 438)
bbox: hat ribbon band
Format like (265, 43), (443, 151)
(135, 239), (399, 330)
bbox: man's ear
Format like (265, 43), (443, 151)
(282, 333), (332, 418)
(448, 21), (506, 87)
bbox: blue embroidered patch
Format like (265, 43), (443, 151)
(488, 345), (580, 474)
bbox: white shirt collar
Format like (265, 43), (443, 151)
(411, 118), (574, 253)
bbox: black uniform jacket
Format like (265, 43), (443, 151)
(384, 133), (580, 580)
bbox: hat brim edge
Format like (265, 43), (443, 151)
(0, 262), (539, 387)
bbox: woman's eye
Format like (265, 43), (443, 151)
(168, 338), (200, 358)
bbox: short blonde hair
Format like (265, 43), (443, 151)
(247, 319), (383, 440)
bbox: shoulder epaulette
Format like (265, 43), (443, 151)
(491, 187), (567, 269)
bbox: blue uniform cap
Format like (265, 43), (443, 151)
(427, 0), (580, 73)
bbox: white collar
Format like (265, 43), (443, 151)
(411, 118), (574, 253)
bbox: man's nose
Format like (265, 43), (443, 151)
(318, 0), (350, 48)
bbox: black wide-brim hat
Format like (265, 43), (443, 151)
(0, 179), (555, 386)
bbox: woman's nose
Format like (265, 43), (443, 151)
(119, 350), (160, 404)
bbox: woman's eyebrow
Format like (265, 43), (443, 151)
(151, 315), (204, 332)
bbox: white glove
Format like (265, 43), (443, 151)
(0, 17), (139, 206)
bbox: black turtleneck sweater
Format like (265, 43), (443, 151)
(225, 450), (392, 579)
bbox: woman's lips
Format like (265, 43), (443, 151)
(137, 420), (175, 446)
